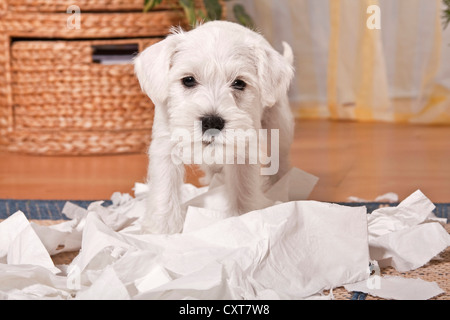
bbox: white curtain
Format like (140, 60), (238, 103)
(227, 0), (450, 124)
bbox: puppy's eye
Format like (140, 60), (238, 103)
(182, 76), (198, 88)
(232, 79), (247, 91)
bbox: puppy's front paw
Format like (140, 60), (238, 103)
(141, 206), (184, 235)
(236, 195), (275, 215)
(198, 175), (211, 186)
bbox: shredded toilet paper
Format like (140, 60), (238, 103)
(347, 192), (399, 203)
(344, 276), (445, 300)
(0, 168), (448, 300)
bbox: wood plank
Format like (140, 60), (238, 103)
(0, 120), (449, 202)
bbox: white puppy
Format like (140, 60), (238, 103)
(134, 21), (295, 234)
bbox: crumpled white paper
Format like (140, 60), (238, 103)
(367, 190), (450, 271)
(347, 192), (399, 203)
(0, 212), (60, 274)
(344, 276), (444, 300)
(0, 168), (448, 300)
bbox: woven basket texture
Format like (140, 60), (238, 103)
(7, 0), (204, 12)
(0, 0), (216, 155)
(9, 38), (158, 155)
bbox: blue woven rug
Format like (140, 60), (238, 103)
(0, 199), (448, 221)
(0, 199), (112, 220)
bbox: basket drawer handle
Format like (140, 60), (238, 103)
(92, 44), (139, 65)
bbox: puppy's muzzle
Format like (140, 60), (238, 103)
(200, 115), (226, 133)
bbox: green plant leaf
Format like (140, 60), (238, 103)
(179, 0), (197, 26)
(203, 0), (223, 21)
(233, 4), (254, 29)
(143, 0), (163, 12)
(196, 9), (207, 21)
(444, 0), (450, 29)
(143, 0), (255, 30)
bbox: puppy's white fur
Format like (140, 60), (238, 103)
(134, 21), (295, 234)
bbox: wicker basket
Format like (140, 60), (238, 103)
(0, 0), (213, 155)
(6, 0), (204, 12)
(9, 38), (160, 155)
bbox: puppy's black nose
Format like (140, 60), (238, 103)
(200, 115), (226, 133)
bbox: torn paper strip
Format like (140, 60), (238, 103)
(367, 190), (437, 239)
(0, 169), (448, 300)
(66, 200), (369, 300)
(344, 276), (444, 300)
(369, 222), (450, 271)
(0, 211), (60, 274)
(347, 192), (399, 203)
(367, 190), (450, 271)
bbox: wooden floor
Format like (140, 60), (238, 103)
(1, 120), (449, 203)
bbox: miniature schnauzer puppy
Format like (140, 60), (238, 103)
(134, 21), (295, 234)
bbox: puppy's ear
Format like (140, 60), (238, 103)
(134, 35), (179, 105)
(256, 41), (295, 108)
